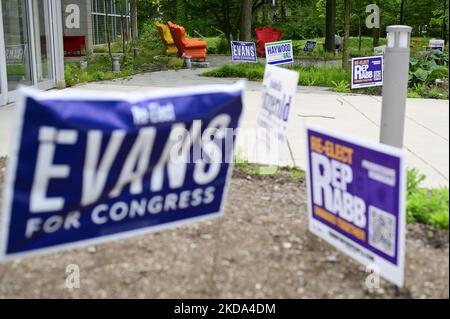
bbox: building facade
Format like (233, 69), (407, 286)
(0, 0), (132, 107)
(0, 0), (65, 106)
(62, 0), (131, 52)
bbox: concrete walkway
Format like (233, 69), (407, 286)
(0, 57), (448, 188)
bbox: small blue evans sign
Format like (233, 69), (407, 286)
(231, 41), (257, 63)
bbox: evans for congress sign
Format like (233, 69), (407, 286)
(0, 83), (244, 260)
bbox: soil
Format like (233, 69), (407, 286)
(0, 156), (448, 298)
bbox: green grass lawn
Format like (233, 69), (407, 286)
(201, 62), (350, 88)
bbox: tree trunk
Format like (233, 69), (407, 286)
(280, 0), (287, 22)
(104, 0), (113, 70)
(342, 0), (350, 70)
(221, 0), (231, 42)
(120, 1), (126, 59)
(263, 1), (269, 24)
(373, 27), (380, 47)
(130, 0), (138, 41)
(400, 0), (405, 24)
(240, 0), (253, 41)
(325, 0), (336, 52)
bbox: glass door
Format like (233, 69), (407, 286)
(32, 0), (54, 90)
(0, 3), (6, 106)
(1, 0), (33, 102)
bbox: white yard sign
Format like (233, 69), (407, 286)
(256, 64), (299, 165)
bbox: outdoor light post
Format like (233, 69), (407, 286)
(379, 25), (412, 149)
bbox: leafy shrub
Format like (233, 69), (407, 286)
(64, 62), (135, 88)
(203, 34), (230, 54)
(407, 168), (449, 229)
(407, 90), (421, 98)
(409, 50), (449, 85)
(331, 80), (350, 93)
(137, 21), (166, 54)
(427, 86), (443, 99)
(64, 64), (83, 87)
(427, 66), (449, 84)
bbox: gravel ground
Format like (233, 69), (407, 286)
(0, 157), (448, 298)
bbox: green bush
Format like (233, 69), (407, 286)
(409, 50), (449, 85)
(407, 168), (449, 229)
(331, 80), (350, 93)
(427, 66), (449, 84)
(137, 21), (166, 54)
(203, 34), (230, 54)
(64, 64), (83, 87)
(64, 62), (135, 88)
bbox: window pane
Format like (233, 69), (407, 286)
(32, 0), (53, 82)
(2, 0), (32, 91)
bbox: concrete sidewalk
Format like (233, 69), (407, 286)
(0, 67), (448, 188)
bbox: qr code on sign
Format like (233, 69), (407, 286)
(374, 71), (382, 81)
(368, 206), (396, 257)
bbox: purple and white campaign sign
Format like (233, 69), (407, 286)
(305, 123), (406, 287)
(351, 56), (383, 89)
(0, 83), (244, 260)
(231, 41), (257, 63)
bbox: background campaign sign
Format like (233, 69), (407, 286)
(305, 123), (406, 287)
(374, 45), (386, 56)
(256, 64), (299, 165)
(303, 40), (317, 52)
(231, 41), (257, 62)
(351, 56), (383, 89)
(265, 40), (294, 65)
(428, 39), (445, 52)
(0, 83), (244, 260)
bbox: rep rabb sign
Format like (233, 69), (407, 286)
(351, 56), (383, 89)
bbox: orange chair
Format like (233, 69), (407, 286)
(168, 21), (207, 61)
(156, 21), (178, 56)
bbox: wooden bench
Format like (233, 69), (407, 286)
(255, 26), (283, 57)
(63, 35), (86, 57)
(156, 22), (178, 56)
(168, 21), (207, 61)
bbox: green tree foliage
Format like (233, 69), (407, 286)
(136, 0), (448, 40)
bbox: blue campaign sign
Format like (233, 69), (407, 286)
(351, 56), (383, 89)
(305, 123), (406, 287)
(231, 41), (257, 63)
(303, 40), (317, 52)
(0, 83), (244, 260)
